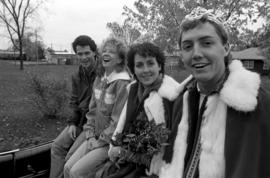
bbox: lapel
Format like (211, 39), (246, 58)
(123, 83), (146, 132)
(184, 86), (200, 167)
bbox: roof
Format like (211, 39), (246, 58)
(53, 50), (72, 55)
(231, 47), (266, 61)
(45, 49), (73, 55)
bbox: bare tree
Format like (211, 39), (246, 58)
(0, 0), (44, 70)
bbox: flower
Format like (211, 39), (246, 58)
(114, 111), (170, 159)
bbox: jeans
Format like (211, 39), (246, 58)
(64, 138), (109, 178)
(49, 126), (86, 178)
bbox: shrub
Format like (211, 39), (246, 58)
(27, 72), (70, 119)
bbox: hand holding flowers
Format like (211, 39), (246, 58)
(110, 111), (170, 167)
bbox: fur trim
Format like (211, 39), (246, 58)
(160, 92), (190, 178)
(144, 75), (182, 124)
(220, 60), (260, 112)
(146, 148), (165, 176)
(173, 75), (194, 97)
(160, 91), (227, 178)
(144, 92), (165, 124)
(199, 95), (226, 178)
(158, 75), (181, 101)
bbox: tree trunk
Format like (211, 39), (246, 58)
(20, 57), (24, 70)
(19, 38), (24, 70)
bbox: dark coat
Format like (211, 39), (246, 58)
(161, 60), (270, 178)
(67, 66), (96, 128)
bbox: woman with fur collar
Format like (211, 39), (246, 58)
(97, 42), (180, 178)
(160, 7), (270, 178)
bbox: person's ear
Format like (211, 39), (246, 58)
(158, 63), (162, 73)
(179, 52), (184, 63)
(116, 57), (122, 64)
(224, 43), (232, 66)
(94, 53), (98, 60)
(179, 51), (183, 58)
(224, 43), (231, 56)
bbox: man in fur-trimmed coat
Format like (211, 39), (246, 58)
(162, 60), (270, 178)
(160, 7), (270, 178)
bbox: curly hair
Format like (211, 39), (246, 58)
(72, 35), (97, 53)
(100, 37), (127, 70)
(127, 42), (165, 76)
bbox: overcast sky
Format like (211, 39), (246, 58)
(0, 0), (136, 51)
(0, 0), (264, 51)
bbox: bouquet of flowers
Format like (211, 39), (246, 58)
(113, 111), (170, 166)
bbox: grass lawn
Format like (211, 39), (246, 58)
(0, 60), (190, 152)
(0, 60), (77, 152)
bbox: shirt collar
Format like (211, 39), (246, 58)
(102, 70), (130, 84)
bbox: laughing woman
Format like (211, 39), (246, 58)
(63, 37), (131, 178)
(98, 42), (182, 178)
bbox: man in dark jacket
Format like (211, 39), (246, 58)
(50, 35), (99, 178)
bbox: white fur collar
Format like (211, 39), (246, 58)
(136, 75), (181, 124)
(158, 75), (181, 101)
(220, 60), (260, 112)
(174, 60), (260, 112)
(144, 75), (181, 124)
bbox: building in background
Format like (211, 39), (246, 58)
(0, 50), (25, 61)
(45, 49), (77, 65)
(231, 47), (269, 75)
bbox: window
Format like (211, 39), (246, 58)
(263, 62), (269, 70)
(242, 60), (254, 69)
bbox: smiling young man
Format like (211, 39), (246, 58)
(160, 7), (270, 178)
(50, 35), (99, 178)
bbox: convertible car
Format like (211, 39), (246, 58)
(0, 141), (51, 178)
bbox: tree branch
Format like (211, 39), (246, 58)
(1, 0), (17, 21)
(21, 0), (31, 38)
(0, 13), (18, 32)
(166, 0), (180, 27)
(226, 0), (241, 21)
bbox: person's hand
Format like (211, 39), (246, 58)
(86, 137), (93, 151)
(146, 151), (164, 176)
(108, 145), (122, 163)
(68, 125), (77, 140)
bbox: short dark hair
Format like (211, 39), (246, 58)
(178, 15), (229, 49)
(127, 42), (165, 76)
(72, 35), (97, 53)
